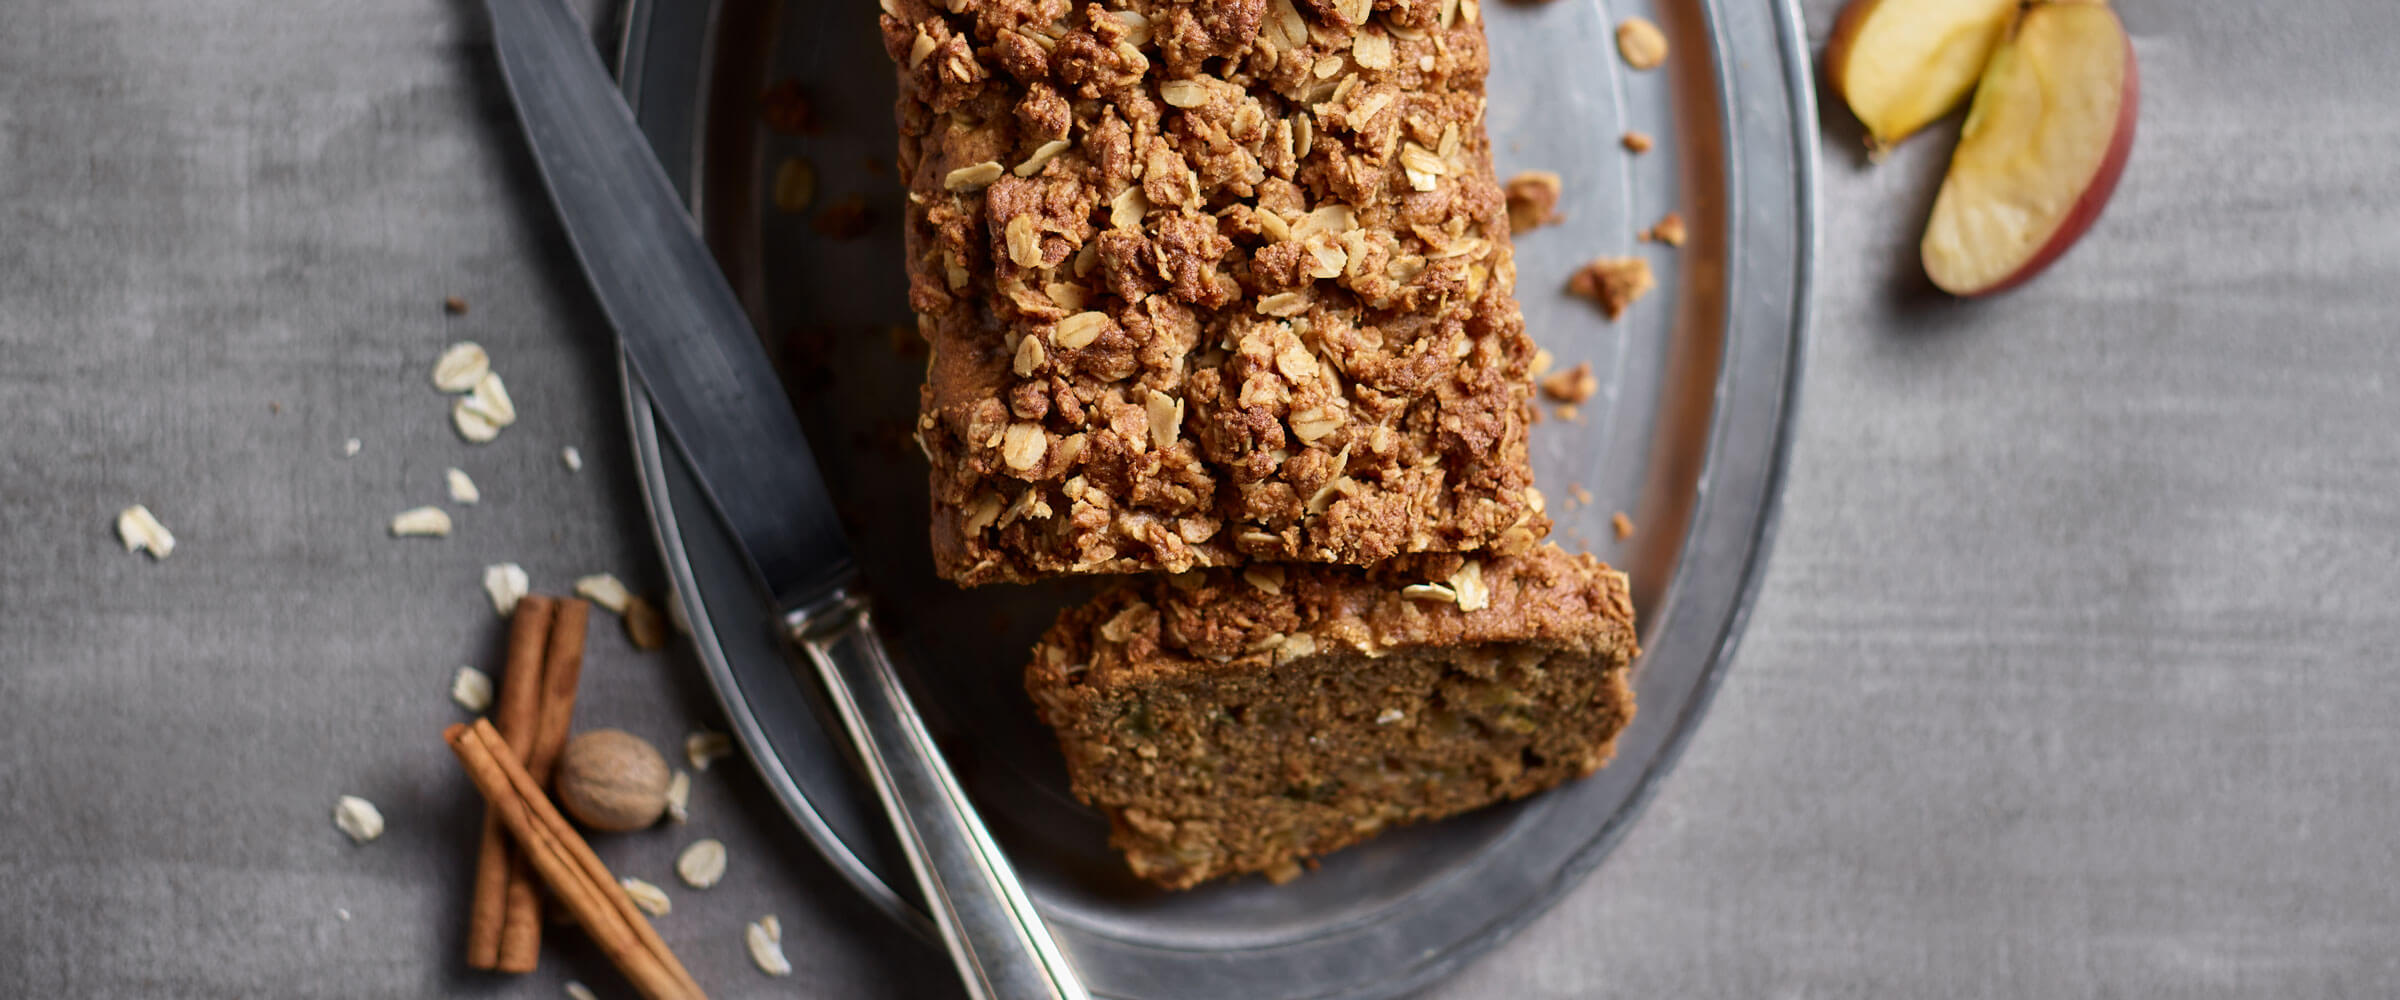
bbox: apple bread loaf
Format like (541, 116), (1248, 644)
(1024, 544), (1638, 889)
(879, 0), (1546, 585)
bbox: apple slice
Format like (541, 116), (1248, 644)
(1922, 0), (2138, 296)
(1825, 0), (2019, 150)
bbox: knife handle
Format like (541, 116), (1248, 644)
(787, 592), (1089, 1000)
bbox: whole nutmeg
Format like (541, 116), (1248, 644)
(555, 729), (672, 832)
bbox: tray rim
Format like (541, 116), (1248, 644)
(611, 0), (1817, 993)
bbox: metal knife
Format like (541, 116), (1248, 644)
(481, 2), (1088, 998)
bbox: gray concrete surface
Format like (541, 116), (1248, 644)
(6, 0), (2397, 996)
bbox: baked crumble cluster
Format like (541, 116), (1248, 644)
(882, 0), (1544, 585)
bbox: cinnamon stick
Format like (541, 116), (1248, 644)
(496, 597), (590, 970)
(447, 719), (706, 1000)
(468, 595), (556, 971)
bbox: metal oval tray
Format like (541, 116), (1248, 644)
(615, 1), (1813, 996)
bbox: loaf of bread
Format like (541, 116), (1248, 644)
(879, 0), (1545, 585)
(1025, 544), (1637, 888)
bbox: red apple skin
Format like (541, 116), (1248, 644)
(1939, 17), (2141, 297)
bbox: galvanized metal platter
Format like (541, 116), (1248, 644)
(613, 0), (1814, 995)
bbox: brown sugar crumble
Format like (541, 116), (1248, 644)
(1567, 256), (1655, 320)
(1503, 170), (1562, 235)
(1621, 131), (1653, 154)
(443, 296), (469, 315)
(881, 0), (1549, 585)
(1614, 17), (1668, 70)
(759, 79), (817, 134)
(1640, 211), (1686, 247)
(1611, 511), (1635, 540)
(1569, 483), (1593, 507)
(1538, 361), (1596, 404)
(1025, 545), (1639, 889)
(813, 194), (871, 240)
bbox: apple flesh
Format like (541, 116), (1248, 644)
(1826, 0), (2019, 150)
(1922, 0), (2138, 296)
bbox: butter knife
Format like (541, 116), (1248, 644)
(481, 1), (1088, 997)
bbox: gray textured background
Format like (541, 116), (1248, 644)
(5, 0), (2394, 996)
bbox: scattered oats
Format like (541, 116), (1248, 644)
(746, 915), (793, 977)
(1145, 391), (1184, 450)
(1273, 632), (1318, 664)
(115, 505), (175, 559)
(1567, 256), (1656, 320)
(1616, 17), (1668, 70)
(1293, 205), (1356, 240)
(1043, 281), (1089, 312)
(1000, 423), (1048, 472)
(1401, 582), (1458, 603)
(1109, 185), (1150, 230)
(1504, 171), (1563, 234)
(565, 983), (600, 1000)
(445, 467), (480, 504)
(1530, 347), (1555, 378)
(560, 446), (584, 472)
(772, 157), (816, 213)
(1005, 214), (1044, 268)
(451, 666), (494, 713)
(676, 838), (728, 889)
(1540, 362), (1598, 404)
(686, 730), (734, 771)
(390, 506), (453, 538)
(619, 877), (672, 917)
(1398, 142), (1445, 192)
(664, 769), (691, 824)
(453, 371), (517, 443)
(1558, 404), (1582, 422)
(574, 573), (634, 614)
(1622, 131), (1654, 154)
(1243, 566), (1286, 595)
(463, 372), (517, 426)
(483, 563), (530, 616)
(333, 795), (384, 844)
(908, 28), (937, 67)
(431, 342), (491, 394)
(1159, 79), (1209, 108)
(1641, 210), (1688, 247)
(1572, 483), (1596, 506)
(1015, 138), (1072, 177)
(624, 596), (669, 651)
(337, 908), (352, 921)
(1352, 30), (1393, 70)
(1257, 291), (1311, 317)
(1375, 708), (1405, 725)
(944, 161), (1003, 191)
(1053, 311), (1110, 350)
(1269, 0), (1307, 48)
(1613, 511), (1637, 540)
(1448, 561), (1491, 612)
(453, 399), (502, 443)
(1288, 407), (1342, 444)
(1014, 333), (1048, 376)
(1109, 8), (1152, 45)
(342, 438), (361, 458)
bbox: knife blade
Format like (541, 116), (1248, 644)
(485, 0), (850, 613)
(483, 2), (1088, 998)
